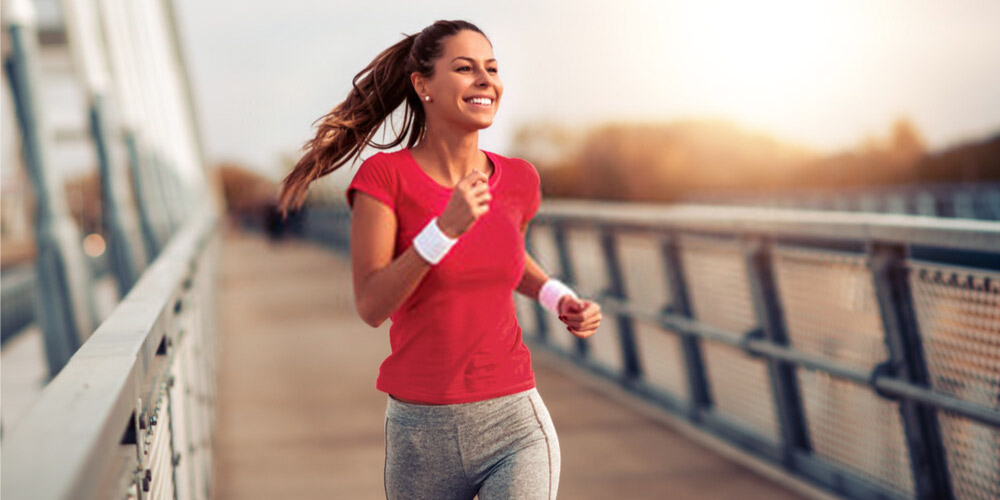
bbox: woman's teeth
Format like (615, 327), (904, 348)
(465, 97), (493, 106)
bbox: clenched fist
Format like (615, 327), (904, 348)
(436, 169), (492, 238)
(557, 296), (602, 339)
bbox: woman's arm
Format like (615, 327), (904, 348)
(350, 192), (432, 328)
(516, 252), (549, 300)
(351, 169), (491, 328)
(515, 221), (549, 299)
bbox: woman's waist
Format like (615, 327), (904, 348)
(385, 385), (538, 426)
(390, 395), (442, 405)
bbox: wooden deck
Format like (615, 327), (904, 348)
(212, 229), (822, 499)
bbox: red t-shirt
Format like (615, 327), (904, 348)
(345, 148), (541, 404)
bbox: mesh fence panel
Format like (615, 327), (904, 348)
(616, 232), (673, 312)
(680, 235), (779, 442)
(773, 246), (888, 371)
(909, 261), (1000, 500)
(565, 227), (619, 372)
(679, 235), (756, 340)
(937, 412), (1000, 500)
(702, 341), (780, 441)
(798, 369), (915, 496)
(564, 228), (609, 298)
(616, 232), (688, 399)
(773, 245), (915, 495)
(635, 322), (689, 401)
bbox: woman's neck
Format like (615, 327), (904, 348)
(411, 128), (488, 186)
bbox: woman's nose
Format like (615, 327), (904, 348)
(474, 69), (490, 86)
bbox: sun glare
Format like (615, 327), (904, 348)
(652, 1), (868, 146)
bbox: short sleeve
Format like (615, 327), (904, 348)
(346, 153), (397, 211)
(521, 159), (541, 228)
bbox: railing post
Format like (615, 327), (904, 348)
(123, 131), (167, 258)
(660, 234), (712, 421)
(869, 243), (953, 500)
(5, 0), (99, 377)
(598, 228), (642, 381)
(743, 237), (810, 466)
(62, 0), (149, 294)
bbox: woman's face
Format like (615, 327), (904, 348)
(417, 30), (503, 132)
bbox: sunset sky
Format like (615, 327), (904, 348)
(172, 0), (1000, 185)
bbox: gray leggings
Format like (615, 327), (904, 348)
(384, 387), (561, 499)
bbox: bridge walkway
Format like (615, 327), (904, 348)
(211, 229), (815, 499)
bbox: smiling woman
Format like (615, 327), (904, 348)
(407, 30), (504, 186)
(274, 19), (603, 500)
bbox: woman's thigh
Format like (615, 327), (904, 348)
(383, 389), (560, 500)
(474, 391), (561, 500)
(384, 417), (476, 500)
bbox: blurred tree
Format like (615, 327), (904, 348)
(513, 119), (817, 201)
(214, 162), (278, 214)
(913, 133), (1000, 183)
(890, 117), (927, 159)
(512, 115), (1000, 200)
(508, 121), (582, 170)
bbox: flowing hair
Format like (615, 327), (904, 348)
(276, 20), (488, 218)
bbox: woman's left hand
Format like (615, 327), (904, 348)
(557, 296), (602, 339)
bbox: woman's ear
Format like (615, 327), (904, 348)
(411, 72), (428, 99)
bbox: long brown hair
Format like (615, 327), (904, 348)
(276, 20), (488, 218)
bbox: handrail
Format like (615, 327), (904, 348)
(2, 211), (219, 500)
(536, 201), (1000, 253)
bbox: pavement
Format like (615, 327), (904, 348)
(211, 229), (812, 499)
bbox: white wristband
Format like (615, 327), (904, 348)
(539, 278), (578, 314)
(413, 217), (458, 265)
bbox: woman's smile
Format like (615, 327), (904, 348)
(463, 95), (495, 109)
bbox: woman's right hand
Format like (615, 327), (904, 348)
(436, 169), (491, 238)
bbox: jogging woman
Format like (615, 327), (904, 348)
(277, 20), (602, 500)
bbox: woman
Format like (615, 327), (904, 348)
(277, 20), (602, 499)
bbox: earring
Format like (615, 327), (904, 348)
(423, 95), (431, 102)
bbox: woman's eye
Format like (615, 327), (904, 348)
(488, 67), (499, 74)
(457, 66), (471, 72)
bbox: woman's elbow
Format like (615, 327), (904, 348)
(364, 315), (386, 329)
(355, 295), (385, 328)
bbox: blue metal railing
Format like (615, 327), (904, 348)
(1, 252), (114, 347)
(682, 181), (1000, 221)
(305, 199), (1000, 500)
(0, 265), (37, 345)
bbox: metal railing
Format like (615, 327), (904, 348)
(1, 265), (37, 345)
(2, 212), (221, 500)
(682, 182), (1000, 221)
(301, 199), (999, 500)
(513, 202), (999, 500)
(2, 0), (215, 378)
(1, 253), (114, 346)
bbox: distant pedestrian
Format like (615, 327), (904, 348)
(277, 20), (601, 500)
